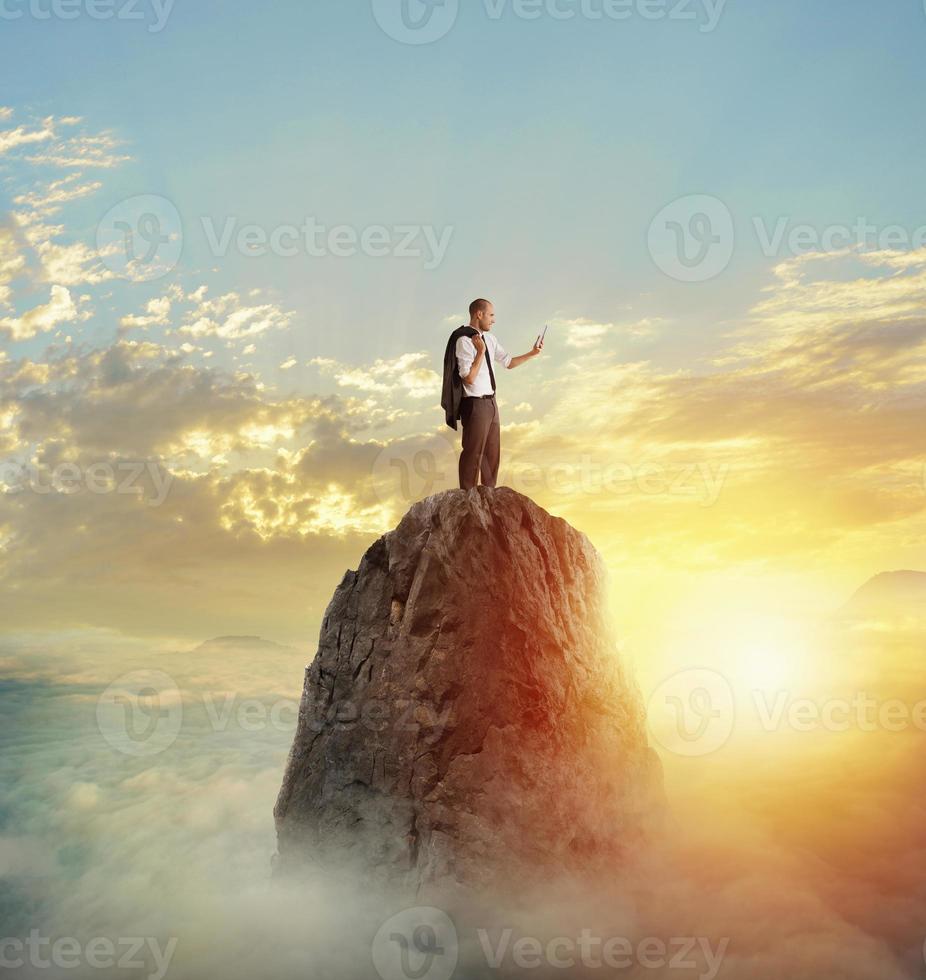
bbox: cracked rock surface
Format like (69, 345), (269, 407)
(274, 487), (663, 894)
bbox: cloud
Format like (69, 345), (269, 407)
(0, 106), (925, 674)
(309, 351), (440, 400)
(25, 131), (130, 169)
(479, 250), (926, 573)
(0, 224), (27, 308)
(13, 173), (104, 219)
(0, 637), (433, 978)
(0, 119), (55, 154)
(120, 296), (173, 330)
(0, 285), (81, 340)
(0, 338), (408, 636)
(1, 624), (926, 978)
(557, 317), (610, 348)
(2, 242), (926, 638)
(180, 290), (294, 340)
(32, 238), (113, 286)
(555, 315), (665, 348)
(0, 113), (135, 308)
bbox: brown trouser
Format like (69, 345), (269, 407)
(458, 395), (500, 490)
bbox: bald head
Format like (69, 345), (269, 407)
(469, 299), (495, 331)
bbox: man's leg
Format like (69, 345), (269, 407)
(459, 399), (491, 490)
(479, 397), (501, 488)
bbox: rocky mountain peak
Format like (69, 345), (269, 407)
(274, 487), (663, 897)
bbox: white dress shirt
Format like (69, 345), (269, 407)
(455, 330), (512, 397)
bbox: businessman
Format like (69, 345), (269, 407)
(440, 299), (544, 491)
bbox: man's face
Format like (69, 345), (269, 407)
(477, 304), (496, 331)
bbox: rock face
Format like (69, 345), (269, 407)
(274, 488), (663, 895)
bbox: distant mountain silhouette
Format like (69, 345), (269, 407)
(840, 571), (926, 623)
(190, 635), (299, 655)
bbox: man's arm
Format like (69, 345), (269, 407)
(465, 353), (486, 384)
(506, 336), (544, 369)
(457, 334), (486, 385)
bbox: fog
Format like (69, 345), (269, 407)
(1, 623), (924, 979)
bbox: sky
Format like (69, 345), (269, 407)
(1, 0), (925, 656)
(4, 0), (926, 975)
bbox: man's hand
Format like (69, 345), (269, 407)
(472, 333), (486, 354)
(508, 336), (544, 370)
